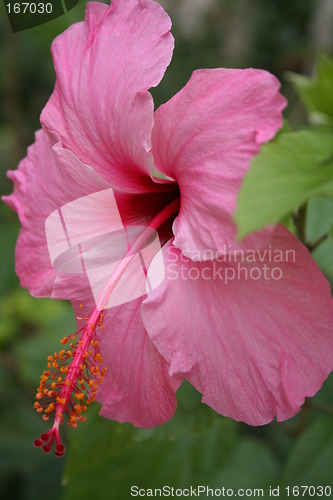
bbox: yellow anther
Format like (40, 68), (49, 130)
(74, 404), (82, 415)
(75, 392), (85, 401)
(56, 397), (67, 406)
(45, 403), (55, 413)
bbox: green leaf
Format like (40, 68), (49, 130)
(329, 225), (333, 241)
(281, 418), (333, 492)
(306, 197), (333, 243)
(210, 439), (278, 490)
(312, 239), (333, 288)
(287, 53), (333, 124)
(63, 393), (279, 500)
(306, 197), (333, 287)
(235, 129), (333, 239)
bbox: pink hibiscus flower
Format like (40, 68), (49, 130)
(3, 0), (333, 457)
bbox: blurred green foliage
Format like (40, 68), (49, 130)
(287, 54), (333, 125)
(1, 1), (333, 499)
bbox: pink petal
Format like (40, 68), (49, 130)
(142, 228), (333, 425)
(84, 297), (181, 427)
(152, 69), (286, 258)
(41, 0), (174, 192)
(3, 129), (110, 299)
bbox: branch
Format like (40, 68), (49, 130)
(292, 204), (307, 245)
(307, 233), (329, 252)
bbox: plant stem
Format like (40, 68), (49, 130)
(292, 204), (307, 245)
(307, 233), (329, 252)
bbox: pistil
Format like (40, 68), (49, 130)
(34, 197), (180, 455)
